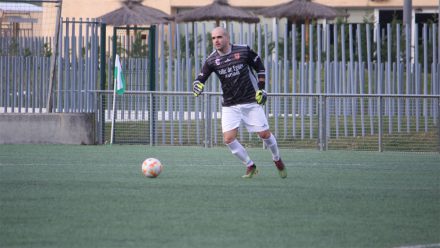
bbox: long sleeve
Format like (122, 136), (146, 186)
(247, 48), (265, 90)
(195, 61), (213, 84)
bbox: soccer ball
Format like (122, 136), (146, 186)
(141, 158), (163, 178)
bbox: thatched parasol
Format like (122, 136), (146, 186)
(99, 0), (171, 26)
(173, 0), (259, 25)
(257, 0), (347, 54)
(256, 0), (347, 22)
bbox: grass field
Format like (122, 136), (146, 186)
(0, 145), (439, 248)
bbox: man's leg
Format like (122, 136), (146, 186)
(224, 129), (257, 178)
(259, 130), (279, 161)
(259, 130), (287, 178)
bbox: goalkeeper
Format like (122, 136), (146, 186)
(193, 26), (286, 179)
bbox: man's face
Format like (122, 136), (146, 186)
(211, 28), (229, 52)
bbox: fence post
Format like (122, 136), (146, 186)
(149, 92), (154, 146)
(148, 26), (156, 146)
(46, 1), (62, 113)
(204, 93), (212, 148)
(319, 95), (327, 151)
(438, 96), (440, 153)
(99, 23), (106, 145)
(96, 91), (103, 144)
(378, 96), (383, 152)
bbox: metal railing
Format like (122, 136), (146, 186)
(95, 91), (440, 152)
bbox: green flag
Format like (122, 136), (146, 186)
(114, 54), (125, 95)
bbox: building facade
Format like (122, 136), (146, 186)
(60, 0), (439, 25)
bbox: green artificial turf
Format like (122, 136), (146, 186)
(0, 145), (439, 248)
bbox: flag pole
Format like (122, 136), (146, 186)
(110, 77), (117, 144)
(110, 54), (126, 145)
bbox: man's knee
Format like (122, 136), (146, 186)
(223, 136), (235, 144)
(223, 129), (238, 144)
(258, 130), (271, 139)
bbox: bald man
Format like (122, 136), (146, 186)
(193, 27), (287, 179)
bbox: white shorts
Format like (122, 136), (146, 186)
(221, 103), (269, 133)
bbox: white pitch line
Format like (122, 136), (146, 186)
(394, 243), (440, 248)
(0, 163), (42, 166)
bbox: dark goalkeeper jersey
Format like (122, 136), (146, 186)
(195, 44), (265, 107)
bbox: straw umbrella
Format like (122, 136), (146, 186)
(257, 0), (347, 52)
(99, 0), (171, 26)
(99, 0), (171, 55)
(256, 0), (346, 22)
(173, 0), (259, 26)
(99, 0), (172, 62)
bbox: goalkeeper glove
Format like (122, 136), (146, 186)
(255, 90), (267, 105)
(193, 81), (204, 97)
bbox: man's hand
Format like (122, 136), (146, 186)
(193, 81), (204, 97)
(255, 90), (267, 105)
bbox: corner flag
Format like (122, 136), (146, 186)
(114, 54), (125, 95)
(110, 54), (125, 144)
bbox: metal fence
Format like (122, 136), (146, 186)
(0, 18), (102, 113)
(1, 19), (440, 152)
(114, 22), (440, 96)
(1, 21), (440, 113)
(96, 91), (440, 152)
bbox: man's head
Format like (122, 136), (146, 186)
(211, 27), (230, 54)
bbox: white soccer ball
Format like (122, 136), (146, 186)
(141, 158), (163, 178)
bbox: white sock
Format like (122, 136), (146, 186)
(263, 134), (280, 161)
(226, 139), (254, 167)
